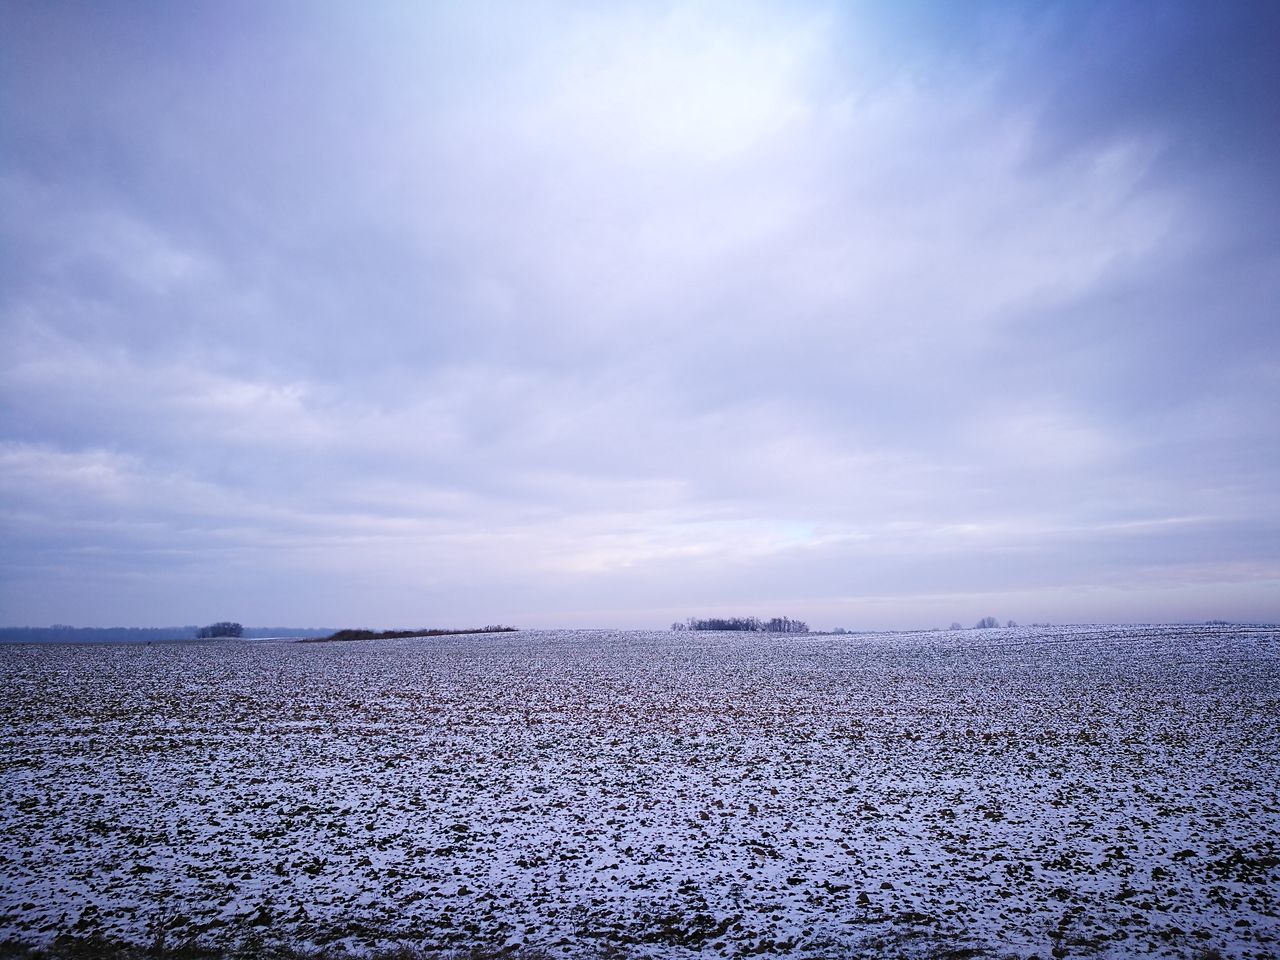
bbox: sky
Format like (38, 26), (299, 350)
(2, 0), (1278, 631)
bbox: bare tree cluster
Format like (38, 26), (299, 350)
(673, 616), (809, 633)
(196, 622), (243, 639)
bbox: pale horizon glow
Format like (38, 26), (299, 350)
(1, 1), (1278, 630)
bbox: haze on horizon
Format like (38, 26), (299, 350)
(2, 1), (1277, 632)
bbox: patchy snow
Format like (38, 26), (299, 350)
(1, 625), (1277, 958)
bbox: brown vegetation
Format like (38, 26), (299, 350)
(298, 626), (517, 644)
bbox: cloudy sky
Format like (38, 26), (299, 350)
(2, 1), (1277, 630)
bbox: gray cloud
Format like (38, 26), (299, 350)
(2, 0), (1277, 628)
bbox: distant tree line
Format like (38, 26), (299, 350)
(950, 618), (1021, 630)
(672, 616), (809, 634)
(0, 624), (333, 644)
(0, 625), (194, 644)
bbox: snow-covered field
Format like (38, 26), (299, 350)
(1, 625), (1277, 958)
